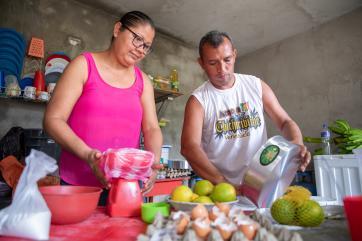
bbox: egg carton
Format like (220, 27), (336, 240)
(137, 206), (303, 241)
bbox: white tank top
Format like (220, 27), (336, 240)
(192, 74), (267, 185)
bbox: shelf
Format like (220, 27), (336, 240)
(1, 88), (183, 104)
(154, 88), (183, 103)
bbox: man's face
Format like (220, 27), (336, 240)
(198, 38), (237, 89)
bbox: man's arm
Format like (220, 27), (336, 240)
(261, 80), (310, 171)
(181, 96), (226, 184)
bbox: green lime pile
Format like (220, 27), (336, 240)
(271, 186), (324, 227)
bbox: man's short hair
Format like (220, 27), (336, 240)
(199, 30), (234, 58)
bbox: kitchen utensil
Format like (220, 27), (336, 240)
(106, 179), (143, 217)
(343, 196), (362, 241)
(241, 135), (300, 208)
(27, 37), (44, 58)
(141, 201), (170, 224)
(39, 185), (102, 225)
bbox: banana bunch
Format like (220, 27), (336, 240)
(303, 119), (362, 155)
(329, 119), (362, 154)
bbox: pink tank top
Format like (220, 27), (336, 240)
(59, 52), (144, 186)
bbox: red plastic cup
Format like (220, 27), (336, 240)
(343, 196), (362, 241)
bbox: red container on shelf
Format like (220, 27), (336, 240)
(33, 70), (45, 97)
(106, 179), (142, 217)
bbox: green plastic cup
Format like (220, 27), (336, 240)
(141, 201), (170, 224)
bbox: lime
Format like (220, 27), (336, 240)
(296, 200), (324, 227)
(192, 196), (214, 204)
(171, 185), (193, 202)
(271, 198), (296, 225)
(209, 182), (236, 202)
(193, 180), (214, 196)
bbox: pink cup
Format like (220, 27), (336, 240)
(343, 196), (362, 241)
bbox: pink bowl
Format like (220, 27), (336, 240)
(39, 186), (102, 225)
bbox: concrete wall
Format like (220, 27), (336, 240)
(0, 0), (204, 160)
(235, 7), (362, 141)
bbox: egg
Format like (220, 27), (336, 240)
(192, 217), (212, 240)
(215, 202), (230, 216)
(238, 220), (258, 240)
(228, 205), (245, 221)
(191, 204), (209, 220)
(214, 215), (237, 241)
(176, 216), (189, 235)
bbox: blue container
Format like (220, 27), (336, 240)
(0, 71), (4, 93)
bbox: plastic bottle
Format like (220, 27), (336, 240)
(170, 69), (179, 92)
(321, 123), (331, 155)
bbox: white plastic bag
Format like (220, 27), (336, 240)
(0, 149), (58, 240)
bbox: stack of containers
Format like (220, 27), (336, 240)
(0, 28), (26, 92)
(44, 53), (70, 86)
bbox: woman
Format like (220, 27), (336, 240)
(43, 11), (163, 204)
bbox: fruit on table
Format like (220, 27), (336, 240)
(271, 185), (324, 227)
(171, 185), (193, 202)
(193, 180), (214, 196)
(271, 199), (296, 225)
(295, 200), (324, 227)
(192, 196), (213, 204)
(210, 182), (236, 202)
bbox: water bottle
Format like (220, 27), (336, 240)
(321, 123), (331, 155)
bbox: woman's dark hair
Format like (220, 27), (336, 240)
(120, 11), (155, 30)
(198, 30), (234, 58)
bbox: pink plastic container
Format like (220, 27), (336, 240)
(106, 179), (142, 217)
(39, 186), (102, 225)
(343, 196), (362, 241)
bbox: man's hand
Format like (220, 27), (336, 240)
(86, 149), (110, 189)
(141, 163), (164, 195)
(298, 145), (311, 172)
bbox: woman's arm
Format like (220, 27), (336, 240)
(140, 72), (163, 194)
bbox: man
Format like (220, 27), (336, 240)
(181, 30), (310, 191)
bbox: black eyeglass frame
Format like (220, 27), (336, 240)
(122, 25), (153, 55)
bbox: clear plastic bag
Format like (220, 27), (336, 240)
(0, 149), (58, 240)
(101, 148), (154, 181)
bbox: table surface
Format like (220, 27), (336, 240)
(0, 207), (352, 241)
(0, 207), (146, 241)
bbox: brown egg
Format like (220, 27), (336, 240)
(238, 222), (258, 240)
(215, 202), (230, 216)
(209, 205), (227, 221)
(176, 216), (189, 235)
(191, 204), (209, 220)
(192, 217), (212, 240)
(216, 226), (233, 241)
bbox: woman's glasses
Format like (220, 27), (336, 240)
(123, 25), (152, 55)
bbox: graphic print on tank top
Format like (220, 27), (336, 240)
(214, 101), (262, 140)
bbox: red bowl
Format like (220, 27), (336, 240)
(39, 186), (102, 225)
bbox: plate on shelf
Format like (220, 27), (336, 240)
(168, 198), (239, 212)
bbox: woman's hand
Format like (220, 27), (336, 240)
(141, 163), (163, 195)
(86, 149), (111, 189)
(298, 145), (311, 172)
